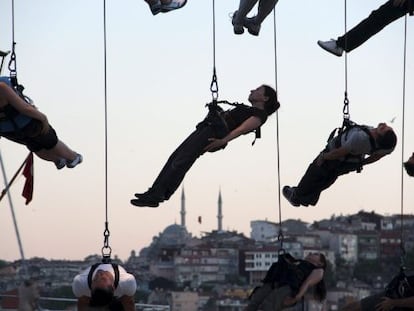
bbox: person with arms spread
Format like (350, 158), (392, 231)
(131, 84), (279, 208)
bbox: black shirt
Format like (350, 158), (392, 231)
(222, 106), (267, 132)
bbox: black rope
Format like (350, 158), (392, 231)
(272, 9), (283, 251)
(7, 0), (17, 83)
(210, 0), (218, 102)
(342, 0), (350, 123)
(101, 0), (111, 261)
(399, 14), (408, 268)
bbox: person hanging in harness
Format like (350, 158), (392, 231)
(131, 84), (279, 208)
(404, 152), (414, 177)
(0, 77), (82, 169)
(341, 273), (414, 311)
(72, 262), (137, 311)
(283, 121), (397, 207)
(246, 252), (327, 311)
(317, 0), (414, 56)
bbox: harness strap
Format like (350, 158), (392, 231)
(87, 263), (120, 290)
(327, 120), (377, 173)
(213, 100), (262, 145)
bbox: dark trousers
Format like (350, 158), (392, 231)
(295, 157), (361, 205)
(337, 0), (412, 52)
(246, 283), (292, 311)
(149, 112), (228, 200)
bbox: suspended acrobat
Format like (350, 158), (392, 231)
(283, 121), (397, 207)
(144, 0), (187, 15)
(0, 77), (82, 169)
(246, 252), (326, 311)
(131, 84), (279, 207)
(232, 0), (279, 36)
(340, 274), (414, 311)
(318, 0), (414, 56)
(72, 262), (137, 311)
(405, 152), (414, 176)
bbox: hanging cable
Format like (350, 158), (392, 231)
(101, 0), (111, 263)
(7, 0), (18, 86)
(209, 0), (219, 102)
(342, 0), (350, 123)
(272, 9), (284, 252)
(399, 14), (408, 270)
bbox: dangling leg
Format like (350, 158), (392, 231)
(261, 285), (292, 311)
(232, 0), (259, 34)
(245, 283), (273, 311)
(245, 0), (278, 36)
(35, 140), (82, 169)
(283, 158), (338, 207)
(131, 126), (214, 207)
(318, 0), (408, 56)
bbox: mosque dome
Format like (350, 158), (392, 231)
(159, 224), (189, 246)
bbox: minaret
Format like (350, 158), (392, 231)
(180, 187), (186, 228)
(217, 188), (223, 231)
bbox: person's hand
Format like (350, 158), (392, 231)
(316, 152), (326, 166)
(283, 296), (298, 307)
(204, 138), (226, 152)
(375, 297), (394, 311)
(393, 0), (407, 7)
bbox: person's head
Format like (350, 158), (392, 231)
(375, 123), (397, 150)
(248, 85), (279, 116)
(305, 252), (327, 269)
(89, 270), (115, 307)
(404, 152), (414, 177)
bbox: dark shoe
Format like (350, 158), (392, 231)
(54, 158), (66, 170)
(66, 153), (83, 168)
(317, 39), (343, 57)
(130, 197), (160, 208)
(232, 11), (244, 35)
(134, 190), (165, 201)
(147, 0), (162, 15)
(244, 17), (260, 36)
(161, 0), (187, 13)
(282, 186), (300, 207)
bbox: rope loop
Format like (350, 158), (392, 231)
(8, 42), (17, 78)
(277, 229), (284, 250)
(210, 67), (219, 101)
(342, 91), (350, 120)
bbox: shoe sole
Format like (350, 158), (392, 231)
(317, 41), (343, 57)
(130, 199), (159, 208)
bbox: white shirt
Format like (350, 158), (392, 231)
(72, 264), (137, 298)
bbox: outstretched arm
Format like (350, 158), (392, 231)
(317, 146), (350, 166)
(283, 268), (324, 306)
(362, 152), (385, 165)
(375, 296), (414, 311)
(204, 116), (262, 152)
(119, 295), (135, 311)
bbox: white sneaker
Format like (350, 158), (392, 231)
(66, 153), (83, 168)
(317, 39), (343, 57)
